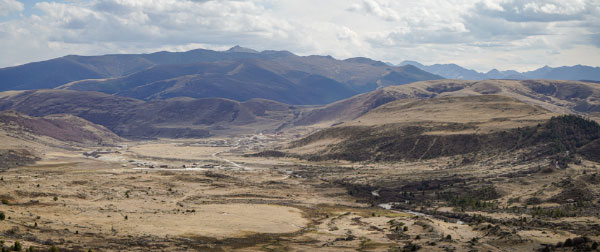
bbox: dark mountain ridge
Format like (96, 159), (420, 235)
(0, 47), (442, 105)
(0, 47), (295, 91)
(60, 59), (359, 105)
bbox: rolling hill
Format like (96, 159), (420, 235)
(0, 90), (300, 139)
(1, 79), (598, 140)
(0, 110), (121, 146)
(0, 110), (122, 169)
(296, 79), (600, 126)
(272, 95), (600, 164)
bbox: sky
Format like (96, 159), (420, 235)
(0, 0), (599, 72)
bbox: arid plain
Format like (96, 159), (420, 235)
(1, 79), (600, 252)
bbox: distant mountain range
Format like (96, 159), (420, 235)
(0, 46), (441, 105)
(399, 61), (600, 81)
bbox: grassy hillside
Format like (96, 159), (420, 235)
(296, 79), (600, 126)
(261, 95), (599, 164)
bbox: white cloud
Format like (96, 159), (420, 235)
(347, 0), (400, 21)
(0, 0), (23, 16)
(472, 0), (591, 22)
(0, 0), (598, 72)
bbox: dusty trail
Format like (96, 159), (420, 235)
(212, 151), (249, 170)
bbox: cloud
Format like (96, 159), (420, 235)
(472, 0), (591, 22)
(364, 0), (598, 48)
(0, 0), (24, 16)
(0, 0), (598, 72)
(346, 0), (400, 21)
(30, 0), (294, 44)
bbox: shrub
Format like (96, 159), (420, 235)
(0, 212), (5, 221)
(49, 246), (58, 252)
(525, 197), (542, 205)
(52, 197), (58, 201)
(1, 199), (8, 205)
(13, 241), (22, 251)
(446, 235), (452, 240)
(564, 238), (573, 247)
(572, 236), (587, 246)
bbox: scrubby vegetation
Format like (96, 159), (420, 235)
(437, 185), (501, 211)
(271, 114), (600, 163)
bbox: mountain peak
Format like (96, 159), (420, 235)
(486, 69), (500, 74)
(399, 60), (424, 68)
(226, 45), (259, 53)
(344, 57), (387, 66)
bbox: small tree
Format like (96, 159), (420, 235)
(0, 212), (5, 220)
(52, 197), (58, 201)
(13, 241), (22, 251)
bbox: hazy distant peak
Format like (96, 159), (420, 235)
(400, 64), (423, 71)
(486, 69), (500, 74)
(399, 60), (424, 68)
(344, 57), (387, 66)
(402, 60), (600, 81)
(307, 55), (336, 60)
(259, 50), (296, 57)
(226, 45), (259, 53)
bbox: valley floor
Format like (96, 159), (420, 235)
(0, 136), (599, 251)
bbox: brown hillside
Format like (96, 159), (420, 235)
(0, 90), (301, 138)
(276, 95), (573, 161)
(0, 110), (121, 145)
(296, 79), (600, 126)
